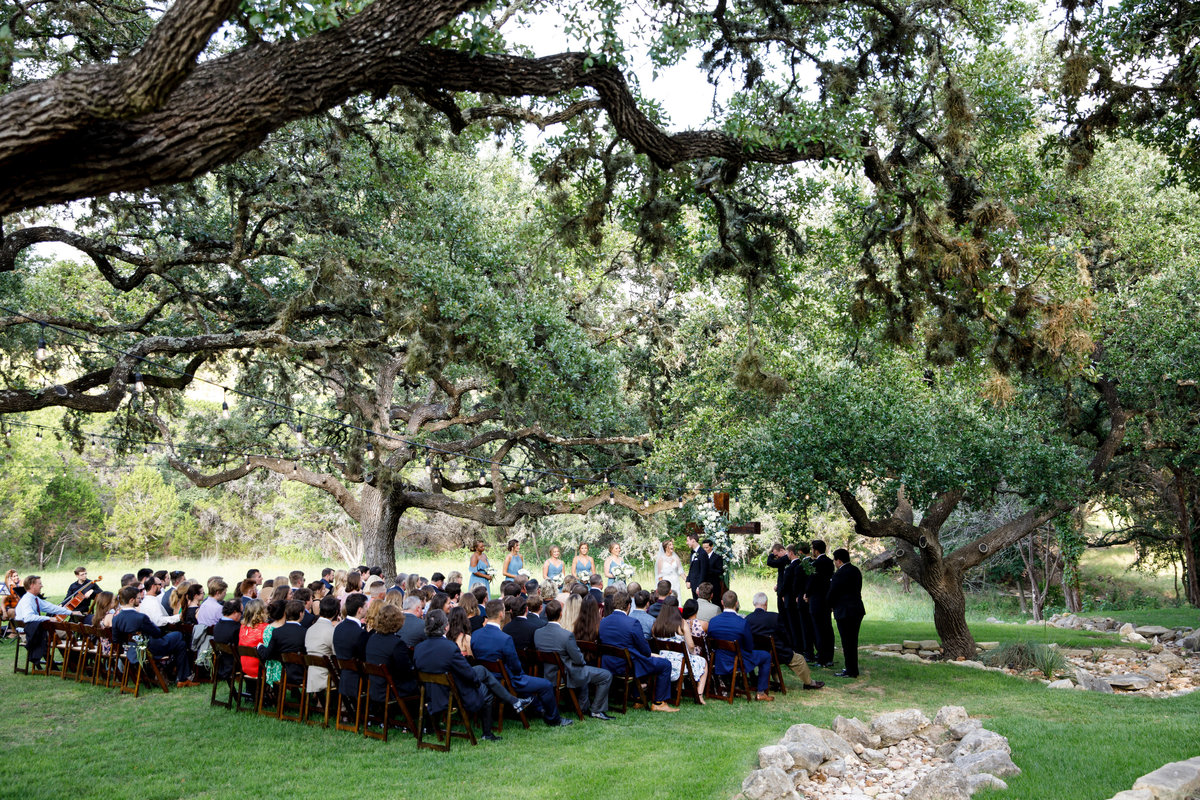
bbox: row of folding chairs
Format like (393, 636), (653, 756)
(9, 619), (178, 698)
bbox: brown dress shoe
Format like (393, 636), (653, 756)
(650, 702), (678, 712)
(755, 692), (775, 701)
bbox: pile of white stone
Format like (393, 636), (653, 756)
(1049, 645), (1196, 696)
(1103, 755), (1200, 800)
(736, 706), (1019, 800)
(1038, 614), (1199, 651)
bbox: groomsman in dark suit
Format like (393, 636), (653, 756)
(783, 544), (815, 661)
(805, 539), (836, 667)
(702, 539), (726, 603)
(827, 548), (866, 678)
(534, 599), (614, 719)
(685, 532), (708, 600)
(333, 593), (371, 720)
(766, 543), (792, 647)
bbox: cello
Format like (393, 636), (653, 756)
(55, 575), (102, 621)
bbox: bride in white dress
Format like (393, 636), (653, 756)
(654, 539), (685, 595)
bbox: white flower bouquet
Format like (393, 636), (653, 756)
(517, 568), (531, 578)
(613, 563), (636, 582)
(576, 570), (591, 582)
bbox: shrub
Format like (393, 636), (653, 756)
(983, 640), (1066, 677)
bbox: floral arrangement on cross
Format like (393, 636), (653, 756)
(693, 503), (739, 574)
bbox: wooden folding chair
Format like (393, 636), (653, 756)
(72, 624), (102, 683)
(359, 662), (419, 742)
(471, 658), (530, 731)
(576, 639), (601, 668)
(31, 622), (61, 677)
(117, 640), (170, 697)
(651, 638), (703, 705)
(237, 645), (268, 712)
(599, 643), (654, 713)
(708, 638), (753, 703)
(754, 633), (788, 695)
(278, 653), (309, 723)
(416, 671), (477, 752)
(334, 657), (366, 734)
(210, 642), (244, 710)
(535, 650), (585, 720)
(11, 621), (30, 675)
(303, 654), (337, 727)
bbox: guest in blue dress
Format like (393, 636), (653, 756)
(503, 539), (525, 582)
(572, 543), (596, 578)
(542, 546), (565, 584)
(468, 540), (493, 599)
(603, 543), (627, 587)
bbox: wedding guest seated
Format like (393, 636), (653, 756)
(647, 581), (673, 618)
(472, 599), (572, 727)
(260, 600), (307, 687)
(681, 598), (707, 641)
(119, 574), (137, 588)
(629, 590), (654, 640)
(650, 603), (708, 701)
(429, 573), (447, 595)
(196, 578), (228, 628)
(333, 593), (370, 720)
(707, 591), (775, 701)
(447, 606), (474, 657)
(597, 590), (676, 712)
(320, 568), (335, 592)
(239, 579), (257, 610)
(307, 581), (327, 601)
(444, 582), (462, 604)
(305, 595), (339, 693)
(239, 601), (269, 679)
(138, 575), (180, 627)
(534, 599), (614, 720)
(428, 593), (449, 615)
(364, 604), (418, 703)
(502, 596), (537, 651)
(746, 592), (824, 690)
(525, 594), (548, 629)
(460, 591), (485, 632)
(179, 583), (204, 624)
(399, 595), (426, 649)
(292, 587), (317, 628)
(413, 609), (533, 742)
(213, 601), (242, 680)
(161, 570), (186, 613)
(113, 585), (194, 685)
(559, 594), (581, 633)
(15, 575), (83, 666)
(587, 574), (604, 606)
(573, 596), (601, 644)
(695, 583), (721, 622)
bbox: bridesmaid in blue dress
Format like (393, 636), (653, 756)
(572, 543), (595, 578)
(502, 539), (525, 582)
(603, 542), (626, 586)
(542, 545), (565, 584)
(468, 539), (493, 598)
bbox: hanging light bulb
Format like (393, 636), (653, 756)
(366, 441), (374, 457)
(293, 421), (304, 443)
(478, 470), (487, 486)
(221, 389), (230, 420)
(34, 428), (42, 442)
(292, 460), (299, 474)
(134, 373), (146, 394)
(35, 326), (47, 362)
(677, 498), (685, 509)
(643, 497), (650, 508)
(569, 489), (577, 502)
(608, 490), (615, 505)
(523, 480), (532, 495)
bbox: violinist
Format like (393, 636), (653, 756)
(64, 567), (99, 616)
(2, 569), (22, 624)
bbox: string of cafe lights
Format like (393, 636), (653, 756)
(1, 306), (724, 507)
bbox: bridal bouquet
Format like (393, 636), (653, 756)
(612, 563), (636, 582)
(576, 570), (591, 582)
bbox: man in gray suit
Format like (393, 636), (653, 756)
(304, 595), (339, 692)
(399, 595), (426, 649)
(533, 599), (614, 721)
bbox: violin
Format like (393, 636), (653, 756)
(2, 575), (18, 611)
(56, 575), (102, 621)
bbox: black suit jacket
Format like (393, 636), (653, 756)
(806, 554), (834, 607)
(827, 563), (866, 620)
(766, 552), (789, 594)
(112, 609), (164, 645)
(745, 608), (795, 660)
(782, 558), (805, 603)
(588, 588), (604, 607)
(399, 613), (427, 649)
(503, 616), (538, 652)
(332, 618), (370, 697)
(526, 614), (548, 631)
(686, 547), (708, 587)
(469, 613), (485, 633)
(707, 552), (725, 585)
(364, 631), (417, 699)
(261, 622), (307, 684)
(213, 618), (241, 679)
(413, 635), (486, 714)
(300, 610), (317, 630)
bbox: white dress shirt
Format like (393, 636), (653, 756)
(139, 594), (180, 626)
(16, 593), (72, 623)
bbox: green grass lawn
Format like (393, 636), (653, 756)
(2, 622), (1198, 800)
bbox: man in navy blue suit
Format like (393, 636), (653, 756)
(471, 599), (573, 727)
(707, 590), (776, 701)
(597, 590), (677, 712)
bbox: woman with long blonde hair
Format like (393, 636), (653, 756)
(559, 593), (582, 634)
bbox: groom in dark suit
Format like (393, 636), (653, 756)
(685, 532), (708, 600)
(534, 599), (614, 719)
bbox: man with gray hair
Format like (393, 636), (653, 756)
(746, 592), (824, 690)
(588, 573), (604, 606)
(399, 593), (426, 648)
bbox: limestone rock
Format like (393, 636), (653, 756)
(917, 724), (949, 745)
(934, 706), (970, 728)
(1047, 678), (1075, 689)
(936, 741), (959, 761)
(1126, 632), (1148, 643)
(1154, 652), (1186, 672)
(741, 767), (796, 800)
(1143, 664), (1170, 683)
(900, 652), (925, 662)
(903, 640), (922, 649)
(1108, 791), (1154, 800)
(863, 747), (887, 764)
(951, 728), (1011, 759)
(967, 773), (1008, 794)
(1119, 622), (1136, 636)
(976, 642), (1000, 650)
(1131, 757), (1200, 800)
(919, 639), (941, 650)
(822, 757), (846, 778)
(818, 728), (860, 761)
(783, 725), (833, 772)
(948, 719), (982, 740)
(954, 749), (1022, 778)
(1075, 667), (1115, 693)
(1135, 625), (1172, 638)
(758, 745), (794, 770)
(870, 708), (931, 745)
(1106, 673), (1153, 691)
(834, 716), (882, 748)
(948, 659), (987, 670)
(878, 643), (903, 652)
(1181, 631), (1200, 652)
(907, 764), (972, 800)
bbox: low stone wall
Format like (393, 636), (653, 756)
(736, 706), (1019, 800)
(1103, 756), (1200, 800)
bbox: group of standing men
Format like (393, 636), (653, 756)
(766, 540), (865, 678)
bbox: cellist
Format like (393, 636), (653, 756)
(64, 566), (99, 616)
